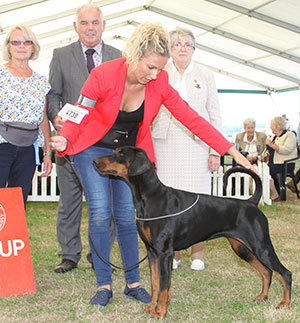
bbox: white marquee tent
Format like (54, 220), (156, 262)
(1, 0), (300, 135)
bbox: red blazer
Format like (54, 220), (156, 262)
(60, 57), (231, 162)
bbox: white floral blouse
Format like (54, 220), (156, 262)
(0, 64), (51, 145)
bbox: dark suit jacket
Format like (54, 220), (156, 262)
(47, 40), (121, 125)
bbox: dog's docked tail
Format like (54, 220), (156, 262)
(223, 167), (262, 205)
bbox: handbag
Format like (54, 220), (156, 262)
(0, 121), (39, 147)
(99, 126), (129, 146)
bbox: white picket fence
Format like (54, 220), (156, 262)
(27, 162), (271, 205)
(211, 162), (271, 205)
(27, 163), (59, 202)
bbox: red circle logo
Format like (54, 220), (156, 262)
(0, 203), (6, 232)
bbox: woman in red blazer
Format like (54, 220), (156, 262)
(51, 22), (257, 307)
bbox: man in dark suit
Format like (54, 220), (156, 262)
(47, 3), (121, 273)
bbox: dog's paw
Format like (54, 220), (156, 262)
(276, 300), (290, 309)
(144, 304), (155, 314)
(254, 294), (268, 302)
(151, 305), (167, 319)
(150, 310), (166, 319)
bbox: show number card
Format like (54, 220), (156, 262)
(58, 103), (89, 124)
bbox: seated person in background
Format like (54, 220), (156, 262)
(287, 118), (300, 193)
(235, 118), (267, 164)
(260, 116), (297, 201)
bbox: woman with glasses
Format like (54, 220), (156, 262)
(152, 27), (222, 272)
(0, 25), (52, 205)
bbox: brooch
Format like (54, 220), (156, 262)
(194, 80), (201, 89)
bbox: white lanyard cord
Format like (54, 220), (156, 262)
(136, 195), (199, 222)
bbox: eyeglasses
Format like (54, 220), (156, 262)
(9, 40), (33, 46)
(173, 42), (195, 50)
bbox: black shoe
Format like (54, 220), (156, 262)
(124, 285), (152, 303)
(86, 252), (94, 270)
(90, 289), (113, 306)
(54, 259), (77, 273)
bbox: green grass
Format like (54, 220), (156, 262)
(1, 190), (300, 323)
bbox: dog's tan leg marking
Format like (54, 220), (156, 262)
(274, 271), (291, 309)
(151, 289), (168, 319)
(167, 283), (171, 304)
(227, 237), (271, 302)
(249, 257), (271, 302)
(141, 226), (152, 244)
(145, 261), (159, 315)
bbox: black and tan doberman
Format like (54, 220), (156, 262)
(93, 146), (291, 319)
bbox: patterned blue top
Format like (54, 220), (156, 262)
(0, 64), (51, 145)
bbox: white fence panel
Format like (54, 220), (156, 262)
(28, 164), (60, 202)
(212, 162), (271, 205)
(28, 162), (271, 205)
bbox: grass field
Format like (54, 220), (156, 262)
(1, 190), (300, 323)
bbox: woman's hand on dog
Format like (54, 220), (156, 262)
(228, 146), (260, 176)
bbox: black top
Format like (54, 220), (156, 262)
(268, 129), (287, 164)
(93, 102), (144, 148)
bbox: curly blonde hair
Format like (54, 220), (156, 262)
(123, 22), (170, 68)
(2, 25), (40, 61)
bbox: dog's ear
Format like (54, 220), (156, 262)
(128, 150), (153, 176)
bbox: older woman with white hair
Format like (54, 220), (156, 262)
(0, 25), (52, 205)
(261, 116), (297, 200)
(152, 26), (222, 272)
(235, 118), (267, 164)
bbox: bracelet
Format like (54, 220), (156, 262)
(43, 151), (52, 157)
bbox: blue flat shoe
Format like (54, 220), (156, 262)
(90, 288), (113, 306)
(124, 285), (151, 303)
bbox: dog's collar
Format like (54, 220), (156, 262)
(136, 195), (200, 221)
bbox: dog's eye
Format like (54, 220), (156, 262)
(116, 153), (127, 163)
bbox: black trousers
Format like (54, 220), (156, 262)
(270, 162), (295, 194)
(0, 142), (36, 205)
